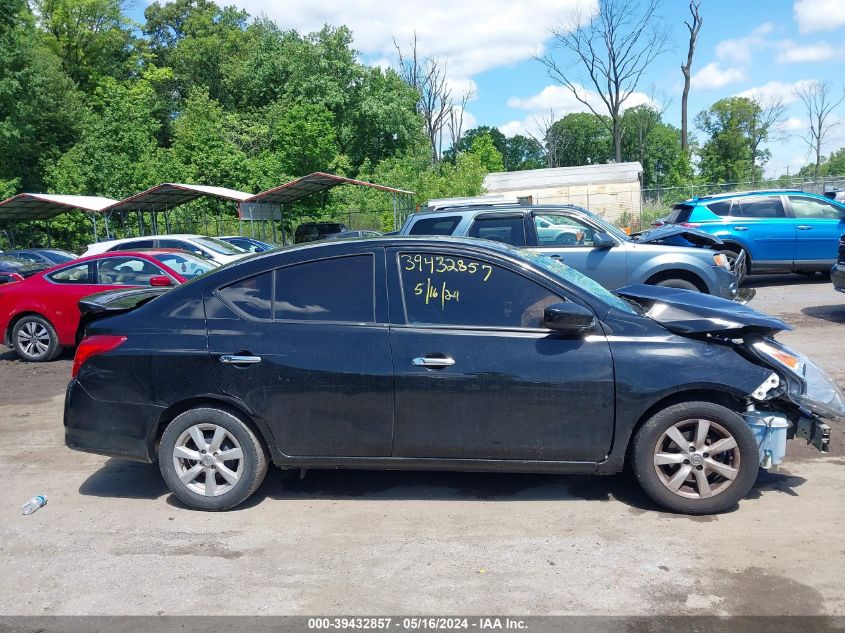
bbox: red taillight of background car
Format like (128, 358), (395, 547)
(71, 335), (127, 378)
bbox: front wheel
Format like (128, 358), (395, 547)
(653, 278), (699, 292)
(159, 407), (268, 511)
(630, 401), (760, 514)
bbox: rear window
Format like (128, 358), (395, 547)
(408, 216), (462, 236)
(667, 205), (693, 223)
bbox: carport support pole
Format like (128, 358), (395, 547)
(46, 221), (52, 247)
(392, 193), (398, 231)
(271, 205), (277, 244)
(91, 213), (99, 243)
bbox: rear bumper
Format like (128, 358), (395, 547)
(832, 263), (845, 293)
(64, 379), (165, 463)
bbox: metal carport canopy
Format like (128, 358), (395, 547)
(103, 183), (252, 212)
(0, 193), (118, 220)
(245, 172), (414, 205)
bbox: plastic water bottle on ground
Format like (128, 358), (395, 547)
(21, 495), (46, 515)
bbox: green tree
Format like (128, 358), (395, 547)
(46, 72), (170, 197)
(547, 113), (613, 167)
(34, 0), (138, 90)
(446, 126), (508, 159)
(266, 102), (339, 177)
(0, 0), (83, 191)
(695, 97), (764, 183)
(469, 133), (504, 172)
(621, 105), (684, 188)
(502, 135), (545, 171)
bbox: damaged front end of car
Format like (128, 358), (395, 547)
(617, 284), (842, 468)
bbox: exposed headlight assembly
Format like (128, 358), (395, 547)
(712, 253), (731, 270)
(752, 339), (845, 420)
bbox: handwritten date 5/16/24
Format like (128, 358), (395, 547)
(414, 277), (459, 310)
(401, 254), (492, 282)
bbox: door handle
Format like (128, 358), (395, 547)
(797, 225), (813, 230)
(412, 356), (455, 368)
(219, 354), (262, 365)
(733, 226), (748, 231)
(549, 254), (563, 260)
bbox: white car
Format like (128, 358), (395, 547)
(83, 234), (250, 265)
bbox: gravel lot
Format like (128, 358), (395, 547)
(0, 273), (843, 616)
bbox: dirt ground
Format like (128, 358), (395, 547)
(0, 273), (843, 616)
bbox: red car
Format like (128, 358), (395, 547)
(0, 250), (216, 362)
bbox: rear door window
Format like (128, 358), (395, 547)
(408, 216), (462, 236)
(468, 215), (527, 246)
(274, 255), (375, 322)
(47, 262), (94, 284)
(733, 197), (785, 218)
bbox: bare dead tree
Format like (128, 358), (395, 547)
(538, 0), (672, 163)
(748, 96), (786, 180)
(680, 1), (702, 152)
(395, 34), (455, 161)
(795, 80), (845, 177)
(447, 88), (473, 154)
(525, 109), (559, 167)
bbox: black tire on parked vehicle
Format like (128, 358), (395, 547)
(653, 278), (699, 292)
(159, 407), (269, 511)
(11, 314), (62, 362)
(721, 248), (747, 285)
(630, 401), (760, 515)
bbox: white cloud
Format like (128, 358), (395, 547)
(794, 0), (845, 33)
(736, 80), (817, 106)
(217, 0), (598, 80)
(500, 83), (652, 138)
(690, 63), (745, 90)
(776, 42), (843, 63)
(715, 22), (774, 65)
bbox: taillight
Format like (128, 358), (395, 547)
(72, 335), (127, 378)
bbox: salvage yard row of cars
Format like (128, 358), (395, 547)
(2, 188), (844, 515)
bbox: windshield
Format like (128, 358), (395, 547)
(193, 236), (246, 255)
(42, 250), (76, 264)
(501, 246), (634, 314)
(152, 252), (218, 279)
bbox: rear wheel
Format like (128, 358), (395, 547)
(12, 315), (62, 362)
(630, 401), (760, 514)
(159, 407), (268, 511)
(653, 278), (699, 292)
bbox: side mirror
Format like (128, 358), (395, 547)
(592, 232), (616, 249)
(149, 275), (173, 287)
(543, 302), (596, 335)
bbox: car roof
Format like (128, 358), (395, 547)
(409, 203), (590, 219)
(682, 189), (812, 204)
(93, 234), (205, 246)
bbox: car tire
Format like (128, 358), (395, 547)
(159, 407), (269, 511)
(722, 248), (747, 285)
(11, 315), (62, 362)
(653, 278), (699, 292)
(630, 401), (760, 515)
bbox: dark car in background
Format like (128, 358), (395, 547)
(323, 230), (383, 240)
(218, 236), (276, 253)
(294, 221), (348, 243)
(0, 255), (46, 284)
(4, 248), (77, 266)
(65, 237), (838, 515)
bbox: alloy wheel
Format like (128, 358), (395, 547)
(653, 418), (741, 500)
(17, 321), (51, 358)
(172, 423), (244, 497)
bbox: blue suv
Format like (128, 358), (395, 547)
(667, 190), (845, 282)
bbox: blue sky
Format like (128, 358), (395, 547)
(130, 0), (845, 177)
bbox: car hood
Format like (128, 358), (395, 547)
(615, 284), (790, 336)
(630, 225), (723, 247)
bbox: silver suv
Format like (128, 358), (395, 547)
(399, 204), (740, 300)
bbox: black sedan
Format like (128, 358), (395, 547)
(4, 248), (77, 266)
(65, 237), (841, 513)
(0, 255), (46, 284)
